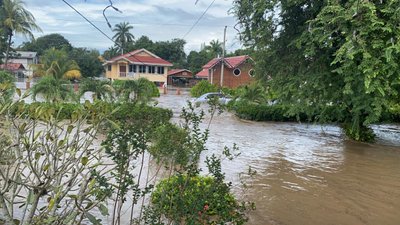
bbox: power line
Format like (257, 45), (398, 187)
(61, 0), (115, 45)
(61, 0), (147, 64)
(182, 0), (216, 39)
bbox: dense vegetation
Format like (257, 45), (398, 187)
(232, 0), (400, 142)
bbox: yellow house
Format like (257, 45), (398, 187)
(104, 48), (173, 85)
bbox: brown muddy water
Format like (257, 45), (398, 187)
(156, 93), (400, 225)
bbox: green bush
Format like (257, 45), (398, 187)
(151, 175), (246, 224)
(0, 70), (16, 102)
(10, 101), (172, 125)
(190, 80), (218, 97)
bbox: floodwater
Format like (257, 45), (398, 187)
(156, 93), (400, 225)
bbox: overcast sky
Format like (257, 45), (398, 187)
(14, 0), (242, 54)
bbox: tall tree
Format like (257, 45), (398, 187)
(112, 21), (134, 54)
(0, 0), (7, 63)
(2, 0), (41, 66)
(69, 48), (104, 78)
(233, 0), (400, 141)
(205, 39), (223, 57)
(19, 33), (72, 55)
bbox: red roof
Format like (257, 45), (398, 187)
(167, 69), (191, 76)
(0, 63), (25, 71)
(203, 55), (252, 69)
(196, 69), (208, 78)
(106, 48), (173, 66)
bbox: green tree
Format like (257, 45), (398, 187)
(113, 78), (160, 103)
(112, 21), (134, 54)
(2, 0), (41, 66)
(102, 46), (119, 60)
(79, 78), (114, 101)
(130, 35), (154, 52)
(233, 0), (400, 141)
(69, 48), (104, 78)
(19, 33), (72, 55)
(204, 39), (223, 57)
(31, 48), (80, 102)
(0, 70), (15, 102)
(187, 50), (212, 74)
(31, 75), (72, 102)
(152, 38), (187, 68)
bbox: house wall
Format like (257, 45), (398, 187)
(209, 62), (254, 88)
(105, 61), (169, 83)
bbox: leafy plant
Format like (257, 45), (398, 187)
(190, 80), (218, 97)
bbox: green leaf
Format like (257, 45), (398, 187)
(34, 152), (41, 160)
(81, 156), (89, 165)
(85, 212), (101, 225)
(98, 204), (109, 216)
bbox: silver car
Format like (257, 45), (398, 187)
(193, 92), (232, 105)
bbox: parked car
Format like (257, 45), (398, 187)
(192, 92), (232, 106)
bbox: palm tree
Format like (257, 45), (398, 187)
(205, 40), (222, 57)
(112, 22), (134, 54)
(31, 76), (72, 103)
(113, 78), (159, 103)
(31, 48), (81, 103)
(3, 0), (41, 66)
(79, 78), (114, 101)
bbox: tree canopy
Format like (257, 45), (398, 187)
(19, 33), (72, 55)
(2, 0), (41, 65)
(233, 0), (400, 141)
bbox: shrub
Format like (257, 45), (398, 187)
(151, 174), (247, 224)
(0, 70), (16, 102)
(190, 80), (218, 97)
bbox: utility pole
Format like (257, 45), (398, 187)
(220, 26), (227, 88)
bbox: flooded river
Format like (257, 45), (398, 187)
(157, 93), (400, 225)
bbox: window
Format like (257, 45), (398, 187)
(129, 65), (136, 73)
(107, 65), (112, 71)
(248, 69), (255, 77)
(139, 65), (146, 73)
(148, 66), (156, 74)
(157, 66), (164, 74)
(233, 68), (241, 76)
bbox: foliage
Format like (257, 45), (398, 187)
(68, 47), (104, 78)
(113, 78), (160, 103)
(231, 101), (305, 122)
(30, 76), (73, 103)
(190, 80), (218, 97)
(204, 39), (223, 58)
(79, 78), (114, 101)
(18, 33), (72, 55)
(2, 0), (41, 65)
(0, 70), (15, 101)
(0, 99), (112, 225)
(10, 101), (173, 123)
(235, 83), (268, 104)
(64, 69), (81, 80)
(186, 50), (212, 74)
(151, 175), (246, 225)
(112, 21), (134, 54)
(34, 47), (80, 79)
(232, 0), (400, 142)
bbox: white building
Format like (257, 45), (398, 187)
(8, 51), (38, 77)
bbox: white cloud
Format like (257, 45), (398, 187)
(14, 0), (241, 53)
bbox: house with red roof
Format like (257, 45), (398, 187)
(196, 55), (255, 88)
(103, 49), (173, 85)
(0, 63), (26, 76)
(167, 69), (195, 87)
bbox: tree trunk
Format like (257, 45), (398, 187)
(0, 195), (14, 225)
(4, 33), (12, 68)
(22, 191), (40, 225)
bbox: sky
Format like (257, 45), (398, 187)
(14, 0), (242, 54)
